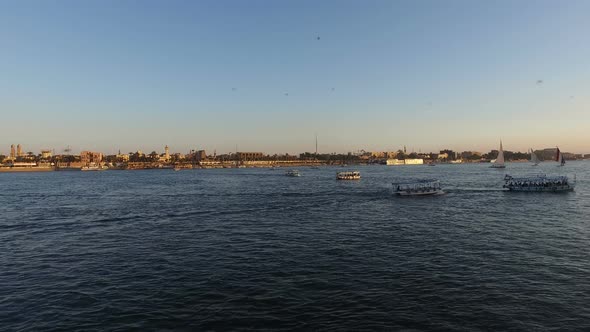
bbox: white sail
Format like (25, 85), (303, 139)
(497, 142), (505, 164)
(530, 148), (540, 165)
(491, 141), (505, 168)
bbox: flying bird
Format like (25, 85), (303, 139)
(317, 36), (320, 40)
(536, 80), (543, 85)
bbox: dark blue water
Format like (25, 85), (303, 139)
(2, 162), (590, 330)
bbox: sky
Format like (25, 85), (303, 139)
(1, 0), (589, 155)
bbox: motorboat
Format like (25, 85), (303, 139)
(286, 170), (301, 177)
(337, 171), (360, 180)
(392, 180), (444, 196)
(81, 164), (105, 171)
(503, 174), (574, 192)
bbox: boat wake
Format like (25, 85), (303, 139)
(448, 187), (507, 192)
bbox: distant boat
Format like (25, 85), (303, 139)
(393, 179), (444, 196)
(81, 164), (105, 171)
(530, 148), (540, 166)
(490, 141), (506, 168)
(556, 147), (566, 167)
(337, 171), (360, 180)
(285, 170), (301, 177)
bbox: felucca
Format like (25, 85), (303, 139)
(490, 141), (506, 168)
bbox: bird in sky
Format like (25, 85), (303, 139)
(536, 79), (543, 85)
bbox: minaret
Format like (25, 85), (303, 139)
(165, 145), (170, 161)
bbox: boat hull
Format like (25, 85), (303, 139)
(395, 190), (444, 196)
(505, 186), (574, 192)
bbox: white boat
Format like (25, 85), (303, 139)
(337, 171), (360, 180)
(556, 147), (566, 167)
(490, 140), (506, 168)
(503, 174), (574, 192)
(530, 148), (540, 166)
(285, 170), (301, 177)
(393, 180), (444, 196)
(81, 165), (105, 171)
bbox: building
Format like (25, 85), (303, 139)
(439, 149), (456, 160)
(41, 150), (52, 159)
(164, 145), (170, 161)
(80, 151), (103, 165)
(370, 151), (398, 159)
(116, 153), (130, 162)
(540, 148), (557, 161)
(10, 145), (15, 159)
(16, 144), (23, 157)
(236, 152), (264, 160)
(195, 150), (207, 161)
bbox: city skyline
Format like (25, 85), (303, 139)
(0, 141), (586, 158)
(1, 1), (589, 153)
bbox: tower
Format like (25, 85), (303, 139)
(10, 145), (15, 159)
(165, 145), (170, 161)
(16, 144), (23, 157)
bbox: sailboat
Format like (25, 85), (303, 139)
(556, 147), (566, 167)
(530, 148), (540, 166)
(490, 141), (506, 168)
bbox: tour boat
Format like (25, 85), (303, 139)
(503, 174), (574, 192)
(556, 147), (566, 167)
(490, 141), (506, 168)
(286, 170), (301, 177)
(392, 180), (444, 196)
(530, 148), (540, 166)
(336, 171), (360, 180)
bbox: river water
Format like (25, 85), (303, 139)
(1, 162), (589, 330)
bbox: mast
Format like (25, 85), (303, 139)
(315, 133), (318, 156)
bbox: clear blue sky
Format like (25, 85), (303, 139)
(1, 0), (589, 155)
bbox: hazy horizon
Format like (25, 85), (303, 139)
(1, 0), (589, 154)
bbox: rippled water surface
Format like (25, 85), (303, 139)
(2, 162), (590, 330)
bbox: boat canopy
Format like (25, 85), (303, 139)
(392, 179), (441, 191)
